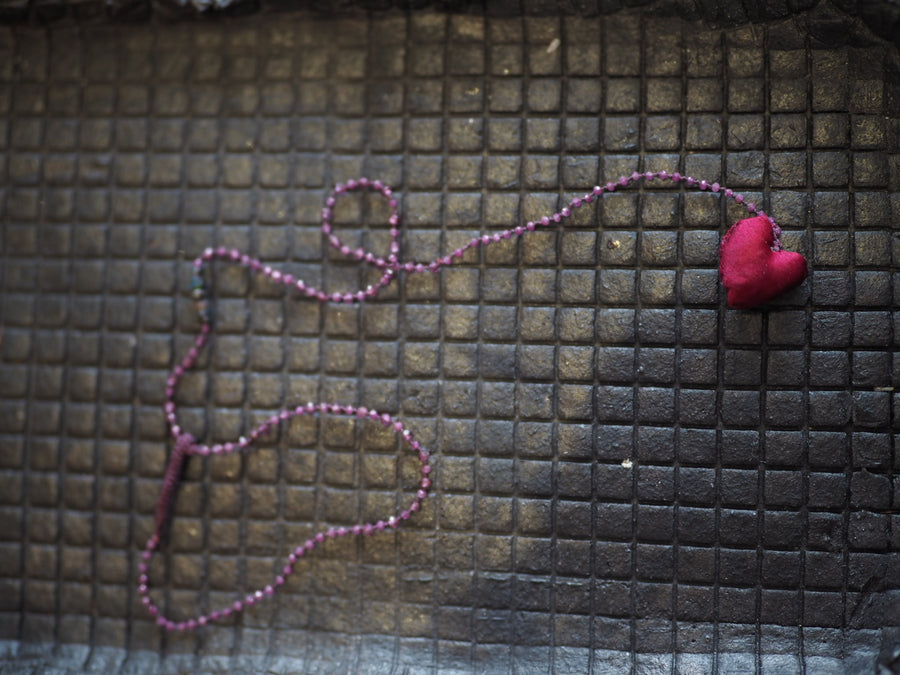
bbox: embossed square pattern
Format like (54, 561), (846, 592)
(0, 7), (897, 674)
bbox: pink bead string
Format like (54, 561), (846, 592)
(141, 170), (777, 631)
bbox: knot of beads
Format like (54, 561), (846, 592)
(190, 263), (211, 324)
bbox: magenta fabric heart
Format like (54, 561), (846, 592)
(719, 216), (808, 309)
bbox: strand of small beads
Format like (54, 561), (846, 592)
(141, 171), (781, 632)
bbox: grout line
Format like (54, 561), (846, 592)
(753, 25), (768, 672)
(627, 10), (649, 673)
(710, 26), (728, 673)
(87, 26), (114, 665)
(591, 11), (612, 671)
(449, 12), (480, 669)
(836, 39), (854, 652)
(119, 21), (145, 664)
(352, 14), (372, 671)
(4, 25), (34, 661)
(40, 26), (67, 661)
(366, 15), (405, 671)
(400, 11), (442, 672)
(258, 21), (283, 664)
(267, 15), (292, 660)
(669, 15), (688, 670)
(487, 14), (523, 675)
(547, 12), (564, 675)
(196, 20), (223, 661)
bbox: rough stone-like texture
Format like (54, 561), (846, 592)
(0, 6), (898, 673)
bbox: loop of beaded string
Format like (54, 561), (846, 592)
(192, 171), (776, 308)
(140, 404), (431, 632)
(141, 170), (778, 632)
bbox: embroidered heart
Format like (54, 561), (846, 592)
(719, 216), (808, 309)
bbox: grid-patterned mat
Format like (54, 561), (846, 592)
(0, 7), (898, 673)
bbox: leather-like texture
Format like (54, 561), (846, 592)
(0, 6), (898, 673)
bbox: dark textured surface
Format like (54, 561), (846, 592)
(1, 0), (900, 49)
(0, 7), (899, 674)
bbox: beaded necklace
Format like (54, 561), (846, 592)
(139, 170), (804, 631)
